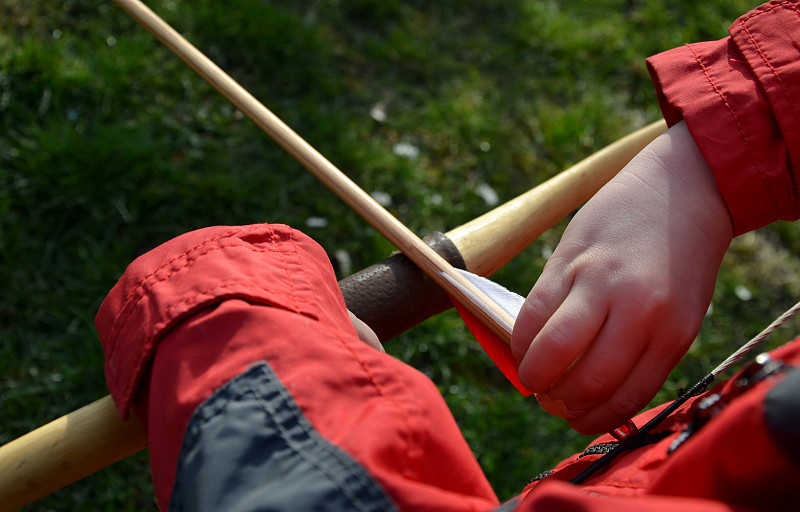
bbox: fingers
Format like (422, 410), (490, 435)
(510, 270), (572, 362)
(515, 286), (609, 393)
(512, 268), (690, 433)
(348, 310), (384, 352)
(567, 341), (679, 434)
(570, 310), (699, 434)
(508, 122), (733, 433)
(540, 298), (653, 412)
(542, 306), (694, 434)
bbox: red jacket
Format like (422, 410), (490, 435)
(96, 223), (800, 512)
(95, 2), (800, 511)
(647, 0), (800, 235)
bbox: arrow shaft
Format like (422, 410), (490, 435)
(0, 120), (665, 511)
(112, 0), (515, 342)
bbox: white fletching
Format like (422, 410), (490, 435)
(440, 269), (526, 335)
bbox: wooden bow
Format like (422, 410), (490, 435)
(0, 0), (670, 509)
(0, 120), (665, 511)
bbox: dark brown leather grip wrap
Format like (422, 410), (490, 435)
(338, 232), (467, 343)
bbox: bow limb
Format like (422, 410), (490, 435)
(342, 120), (666, 341)
(0, 396), (145, 512)
(0, 119), (665, 512)
(449, 119), (666, 277)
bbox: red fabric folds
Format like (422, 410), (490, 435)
(647, 0), (800, 236)
(95, 223), (499, 511)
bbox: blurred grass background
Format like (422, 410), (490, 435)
(3, 0), (800, 509)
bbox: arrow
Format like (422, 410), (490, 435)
(0, 120), (665, 512)
(111, 0), (518, 343)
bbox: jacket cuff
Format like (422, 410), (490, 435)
(647, 37), (785, 236)
(728, 0), (800, 225)
(95, 223), (350, 418)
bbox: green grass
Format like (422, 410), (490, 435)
(4, 0), (799, 509)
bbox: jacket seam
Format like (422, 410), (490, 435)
(333, 329), (416, 480)
(739, 4), (800, 135)
(686, 42), (781, 221)
(171, 363), (399, 512)
(108, 282), (319, 410)
(108, 232), (291, 359)
(266, 224), (301, 314)
(110, 229), (239, 337)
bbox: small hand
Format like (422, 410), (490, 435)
(348, 310), (384, 352)
(511, 122), (733, 434)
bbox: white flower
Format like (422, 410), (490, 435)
(369, 103), (387, 122)
(392, 142), (419, 159)
(305, 216), (329, 228)
(475, 183), (499, 206)
(334, 249), (352, 276)
(370, 190), (392, 207)
(425, 193), (443, 205)
(734, 284), (753, 301)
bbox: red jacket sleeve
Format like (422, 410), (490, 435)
(94, 223), (500, 511)
(647, 0), (800, 235)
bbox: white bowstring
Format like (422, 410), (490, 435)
(711, 298), (800, 377)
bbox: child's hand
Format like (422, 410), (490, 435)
(511, 121), (733, 434)
(349, 310), (384, 352)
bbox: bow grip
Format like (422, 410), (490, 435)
(338, 232), (467, 343)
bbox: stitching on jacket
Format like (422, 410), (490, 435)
(267, 224), (301, 314)
(333, 329), (415, 480)
(109, 226), (292, 345)
(687, 43), (781, 218)
(158, 281), (317, 323)
(108, 231), (291, 356)
(287, 228), (322, 314)
(106, 236), (300, 390)
(739, 1), (785, 22)
(740, 5), (800, 136)
(116, 280), (318, 407)
(249, 369), (387, 511)
(171, 363), (399, 512)
(113, 229), (238, 323)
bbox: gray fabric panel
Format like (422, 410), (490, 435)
(170, 362), (400, 512)
(764, 366), (800, 466)
(492, 498), (520, 511)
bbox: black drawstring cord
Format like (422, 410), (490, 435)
(569, 299), (800, 485)
(569, 373), (714, 485)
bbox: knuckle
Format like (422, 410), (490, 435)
(536, 322), (577, 360)
(606, 388), (651, 421)
(670, 315), (703, 348)
(634, 286), (666, 310)
(613, 278), (669, 312)
(518, 293), (552, 324)
(571, 373), (616, 404)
